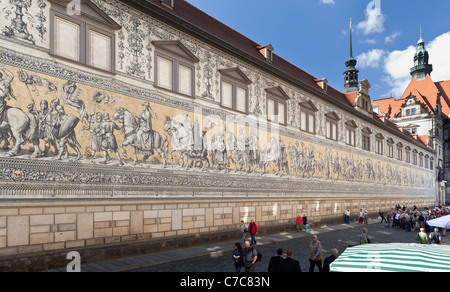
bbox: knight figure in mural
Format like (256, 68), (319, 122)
(52, 101), (82, 161)
(135, 102), (158, 156)
(88, 112), (103, 159)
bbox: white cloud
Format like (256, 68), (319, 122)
(320, 0), (335, 4)
(357, 49), (387, 68)
(358, 32), (450, 98)
(356, 0), (386, 35)
(384, 31), (401, 43)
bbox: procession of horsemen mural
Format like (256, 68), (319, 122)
(0, 65), (432, 188)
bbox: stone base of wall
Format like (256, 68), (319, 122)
(0, 196), (434, 271)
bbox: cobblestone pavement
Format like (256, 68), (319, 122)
(134, 222), (449, 272)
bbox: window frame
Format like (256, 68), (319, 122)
(265, 87), (289, 126)
(154, 51), (196, 98)
(345, 120), (357, 147)
(325, 112), (340, 141)
(49, 1), (119, 73)
(299, 101), (318, 135)
(219, 68), (251, 114)
(361, 127), (372, 152)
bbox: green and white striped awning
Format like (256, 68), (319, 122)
(330, 243), (450, 272)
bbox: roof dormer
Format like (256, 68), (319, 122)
(160, 0), (174, 9)
(315, 78), (328, 92)
(257, 44), (274, 62)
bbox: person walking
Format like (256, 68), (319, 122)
(296, 215), (303, 232)
(248, 220), (258, 246)
(308, 235), (323, 272)
(363, 210), (369, 225)
(281, 250), (301, 272)
(379, 210), (387, 224)
(267, 248), (284, 272)
(240, 221), (248, 243)
(429, 228), (442, 244)
(243, 241), (258, 272)
(232, 242), (244, 272)
(416, 228), (429, 244)
(344, 209), (350, 224)
(322, 248), (339, 273)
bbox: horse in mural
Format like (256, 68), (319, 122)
(112, 107), (168, 166)
(0, 107), (42, 158)
(164, 116), (210, 170)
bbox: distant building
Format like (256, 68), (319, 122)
(373, 33), (449, 204)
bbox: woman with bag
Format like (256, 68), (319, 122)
(232, 242), (245, 272)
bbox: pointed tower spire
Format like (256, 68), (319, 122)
(410, 25), (433, 80)
(343, 18), (359, 93)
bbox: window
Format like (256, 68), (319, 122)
(345, 120), (357, 147)
(412, 150), (418, 165)
(49, 0), (120, 73)
(387, 138), (394, 158)
(375, 134), (384, 155)
(160, 0), (174, 8)
(362, 127), (372, 151)
(266, 87), (289, 125)
(430, 158), (434, 170)
(397, 143), (403, 161)
(219, 68), (252, 114)
(299, 101), (318, 135)
(405, 147), (411, 163)
(325, 112), (340, 141)
(419, 153), (424, 167)
(153, 41), (199, 97)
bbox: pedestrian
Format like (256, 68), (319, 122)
(363, 210), (369, 225)
(429, 228), (442, 244)
(243, 241), (258, 272)
(359, 209), (364, 224)
(302, 214), (308, 232)
(281, 250), (301, 272)
(360, 228), (370, 245)
(322, 248), (339, 273)
(240, 220), (248, 243)
(344, 209), (350, 224)
(379, 210), (387, 224)
(267, 248), (284, 272)
(232, 242), (244, 272)
(416, 228), (429, 244)
(387, 211), (393, 227)
(308, 234), (323, 272)
(248, 220), (258, 246)
(296, 214), (303, 232)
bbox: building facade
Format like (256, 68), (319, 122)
(374, 33), (450, 205)
(0, 0), (437, 265)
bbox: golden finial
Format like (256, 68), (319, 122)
(350, 18), (352, 30)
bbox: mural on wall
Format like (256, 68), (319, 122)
(0, 0), (435, 194)
(0, 64), (434, 190)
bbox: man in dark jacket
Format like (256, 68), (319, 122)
(267, 248), (284, 272)
(281, 250), (301, 272)
(322, 248), (339, 272)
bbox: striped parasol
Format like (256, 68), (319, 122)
(330, 243), (450, 272)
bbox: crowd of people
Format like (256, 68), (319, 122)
(381, 205), (449, 234)
(234, 205), (448, 272)
(232, 235), (338, 273)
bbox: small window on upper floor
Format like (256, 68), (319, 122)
(160, 0), (174, 8)
(325, 112), (340, 141)
(49, 0), (121, 73)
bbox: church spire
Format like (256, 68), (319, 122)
(343, 19), (359, 93)
(410, 25), (433, 80)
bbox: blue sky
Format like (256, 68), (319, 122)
(187, 0), (450, 100)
